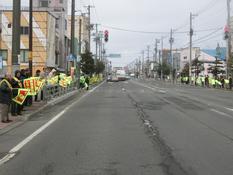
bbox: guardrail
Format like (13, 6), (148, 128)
(39, 82), (77, 102)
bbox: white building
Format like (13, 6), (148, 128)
(33, 0), (69, 70)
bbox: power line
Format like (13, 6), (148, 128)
(193, 27), (222, 43)
(181, 28), (222, 48)
(102, 25), (222, 35)
(194, 33), (223, 45)
(196, 0), (219, 16)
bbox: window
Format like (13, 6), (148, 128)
(0, 50), (8, 61)
(21, 26), (29, 35)
(184, 56), (187, 60)
(55, 19), (59, 29)
(40, 0), (49, 7)
(20, 49), (29, 63)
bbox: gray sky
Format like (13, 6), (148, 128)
(0, 0), (229, 67)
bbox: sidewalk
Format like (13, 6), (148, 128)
(0, 90), (79, 135)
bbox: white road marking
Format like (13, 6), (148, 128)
(0, 81), (105, 166)
(210, 109), (233, 120)
(224, 107), (233, 112)
(132, 81), (167, 94)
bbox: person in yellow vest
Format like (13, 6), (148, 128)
(0, 73), (13, 123)
(11, 70), (23, 116)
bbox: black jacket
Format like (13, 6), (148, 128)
(0, 79), (12, 105)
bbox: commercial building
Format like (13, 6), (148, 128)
(33, 0), (69, 71)
(0, 10), (57, 74)
(67, 15), (90, 55)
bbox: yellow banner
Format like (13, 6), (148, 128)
(12, 88), (29, 105)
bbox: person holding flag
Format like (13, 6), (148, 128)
(11, 70), (23, 116)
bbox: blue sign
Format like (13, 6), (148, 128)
(67, 54), (77, 62)
(0, 56), (3, 69)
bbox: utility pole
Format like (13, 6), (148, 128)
(70, 0), (75, 57)
(147, 45), (150, 78)
(154, 39), (160, 78)
(189, 13), (197, 85)
(12, 0), (21, 74)
(29, 0), (33, 76)
(227, 0), (232, 78)
(79, 18), (82, 55)
(169, 29), (174, 83)
(160, 36), (164, 80)
(77, 16), (82, 89)
(95, 24), (99, 64)
(85, 5), (94, 52)
(142, 50), (145, 78)
(99, 36), (103, 61)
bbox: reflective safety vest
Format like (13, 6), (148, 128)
(80, 76), (85, 84)
(0, 79), (12, 89)
(225, 79), (229, 84)
(13, 77), (22, 88)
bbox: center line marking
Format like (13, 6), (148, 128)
(210, 109), (233, 120)
(0, 81), (105, 166)
(224, 107), (233, 112)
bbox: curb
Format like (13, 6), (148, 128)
(0, 89), (80, 136)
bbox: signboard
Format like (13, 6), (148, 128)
(108, 54), (121, 58)
(0, 56), (3, 69)
(67, 54), (77, 62)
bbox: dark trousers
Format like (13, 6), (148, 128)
(11, 101), (22, 115)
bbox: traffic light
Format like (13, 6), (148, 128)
(104, 30), (109, 42)
(224, 25), (230, 40)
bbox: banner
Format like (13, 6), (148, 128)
(12, 88), (29, 105)
(23, 77), (42, 96)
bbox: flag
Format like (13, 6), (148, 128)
(12, 88), (29, 105)
(23, 78), (37, 96)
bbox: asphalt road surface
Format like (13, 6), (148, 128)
(0, 80), (233, 175)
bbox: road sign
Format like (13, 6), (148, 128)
(108, 54), (121, 58)
(67, 54), (77, 61)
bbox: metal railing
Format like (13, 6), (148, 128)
(42, 82), (77, 102)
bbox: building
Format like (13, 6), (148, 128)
(179, 47), (200, 73)
(67, 15), (90, 55)
(33, 0), (69, 71)
(178, 47), (227, 77)
(0, 10), (57, 74)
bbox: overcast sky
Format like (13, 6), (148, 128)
(0, 0), (229, 67)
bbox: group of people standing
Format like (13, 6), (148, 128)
(181, 75), (233, 90)
(0, 69), (39, 123)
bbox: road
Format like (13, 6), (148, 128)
(0, 79), (233, 175)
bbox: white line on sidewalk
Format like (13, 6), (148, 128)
(0, 81), (105, 166)
(210, 109), (233, 120)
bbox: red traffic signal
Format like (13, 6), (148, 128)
(104, 30), (109, 42)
